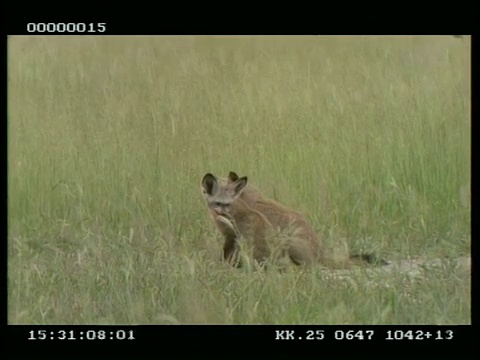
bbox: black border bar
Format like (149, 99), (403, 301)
(5, 325), (474, 356)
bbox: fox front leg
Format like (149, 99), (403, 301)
(222, 233), (242, 268)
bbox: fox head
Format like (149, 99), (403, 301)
(201, 172), (248, 216)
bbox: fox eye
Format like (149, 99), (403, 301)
(214, 201), (229, 207)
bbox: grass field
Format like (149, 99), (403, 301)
(8, 35), (471, 324)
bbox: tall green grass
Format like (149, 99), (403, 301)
(8, 35), (470, 324)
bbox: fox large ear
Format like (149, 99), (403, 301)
(228, 171), (239, 182)
(201, 173), (218, 195)
(233, 176), (248, 195)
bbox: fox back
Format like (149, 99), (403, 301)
(226, 171), (387, 268)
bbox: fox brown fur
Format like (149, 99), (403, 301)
(201, 171), (386, 269)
